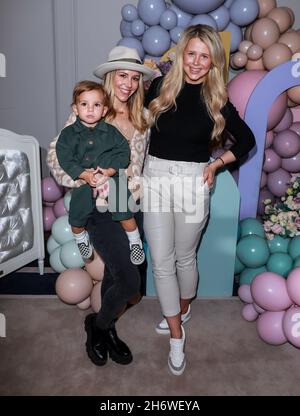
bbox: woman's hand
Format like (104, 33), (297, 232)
(203, 164), (217, 189)
(203, 158), (225, 189)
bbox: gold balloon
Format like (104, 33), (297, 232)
(251, 18), (280, 50)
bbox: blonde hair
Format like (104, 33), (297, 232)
(72, 80), (108, 106)
(149, 24), (228, 145)
(103, 71), (148, 133)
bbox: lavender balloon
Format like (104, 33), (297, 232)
(142, 26), (170, 57)
(121, 4), (138, 22)
(168, 4), (192, 29)
(257, 311), (287, 345)
(120, 20), (133, 37)
(224, 22), (243, 53)
(229, 0), (259, 27)
(170, 26), (184, 44)
(251, 271), (293, 311)
(131, 19), (145, 37)
(209, 5), (230, 31)
(137, 0), (166, 26)
(172, 0), (225, 14)
(267, 168), (291, 197)
(190, 14), (218, 30)
(283, 307), (300, 348)
(160, 9), (177, 30)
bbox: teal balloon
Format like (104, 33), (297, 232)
(63, 191), (71, 212)
(47, 235), (60, 255)
(267, 235), (290, 254)
(288, 236), (300, 259)
(234, 255), (245, 274)
(240, 266), (267, 285)
(237, 235), (270, 267)
(294, 256), (300, 267)
(267, 253), (293, 277)
(60, 240), (85, 269)
(49, 246), (66, 273)
(51, 215), (73, 245)
(240, 218), (265, 238)
(237, 222), (241, 241)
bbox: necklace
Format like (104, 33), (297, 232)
(113, 117), (134, 141)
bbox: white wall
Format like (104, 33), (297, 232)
(0, 0), (299, 176)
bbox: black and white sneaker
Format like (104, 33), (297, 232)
(130, 244), (145, 266)
(77, 241), (94, 262)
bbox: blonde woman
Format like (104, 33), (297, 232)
(144, 25), (255, 375)
(47, 46), (153, 367)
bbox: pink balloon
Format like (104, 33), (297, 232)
(263, 148), (281, 173)
(238, 284), (253, 303)
(251, 271), (293, 311)
(273, 108), (293, 132)
(43, 201), (55, 207)
(286, 267), (300, 305)
(267, 168), (291, 197)
(242, 303), (258, 322)
(257, 311), (287, 345)
(289, 121), (300, 136)
(43, 206), (56, 231)
(90, 281), (102, 313)
(273, 129), (300, 158)
(53, 197), (68, 218)
(253, 302), (265, 314)
(42, 176), (64, 203)
(257, 188), (274, 215)
(84, 251), (105, 281)
(55, 268), (93, 304)
(265, 130), (274, 148)
(281, 151), (300, 173)
(228, 70), (286, 130)
(282, 306), (300, 348)
(77, 297), (91, 310)
(291, 106), (300, 123)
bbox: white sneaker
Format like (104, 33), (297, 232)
(168, 325), (186, 376)
(155, 304), (191, 335)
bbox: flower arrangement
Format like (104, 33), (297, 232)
(143, 48), (176, 90)
(263, 173), (300, 239)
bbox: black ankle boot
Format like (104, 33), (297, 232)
(84, 313), (108, 366)
(105, 327), (133, 365)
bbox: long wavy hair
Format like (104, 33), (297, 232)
(104, 71), (148, 133)
(148, 24), (228, 145)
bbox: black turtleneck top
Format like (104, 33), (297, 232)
(145, 76), (255, 163)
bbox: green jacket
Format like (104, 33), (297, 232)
(56, 117), (130, 180)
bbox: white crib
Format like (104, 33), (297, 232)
(0, 128), (44, 277)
